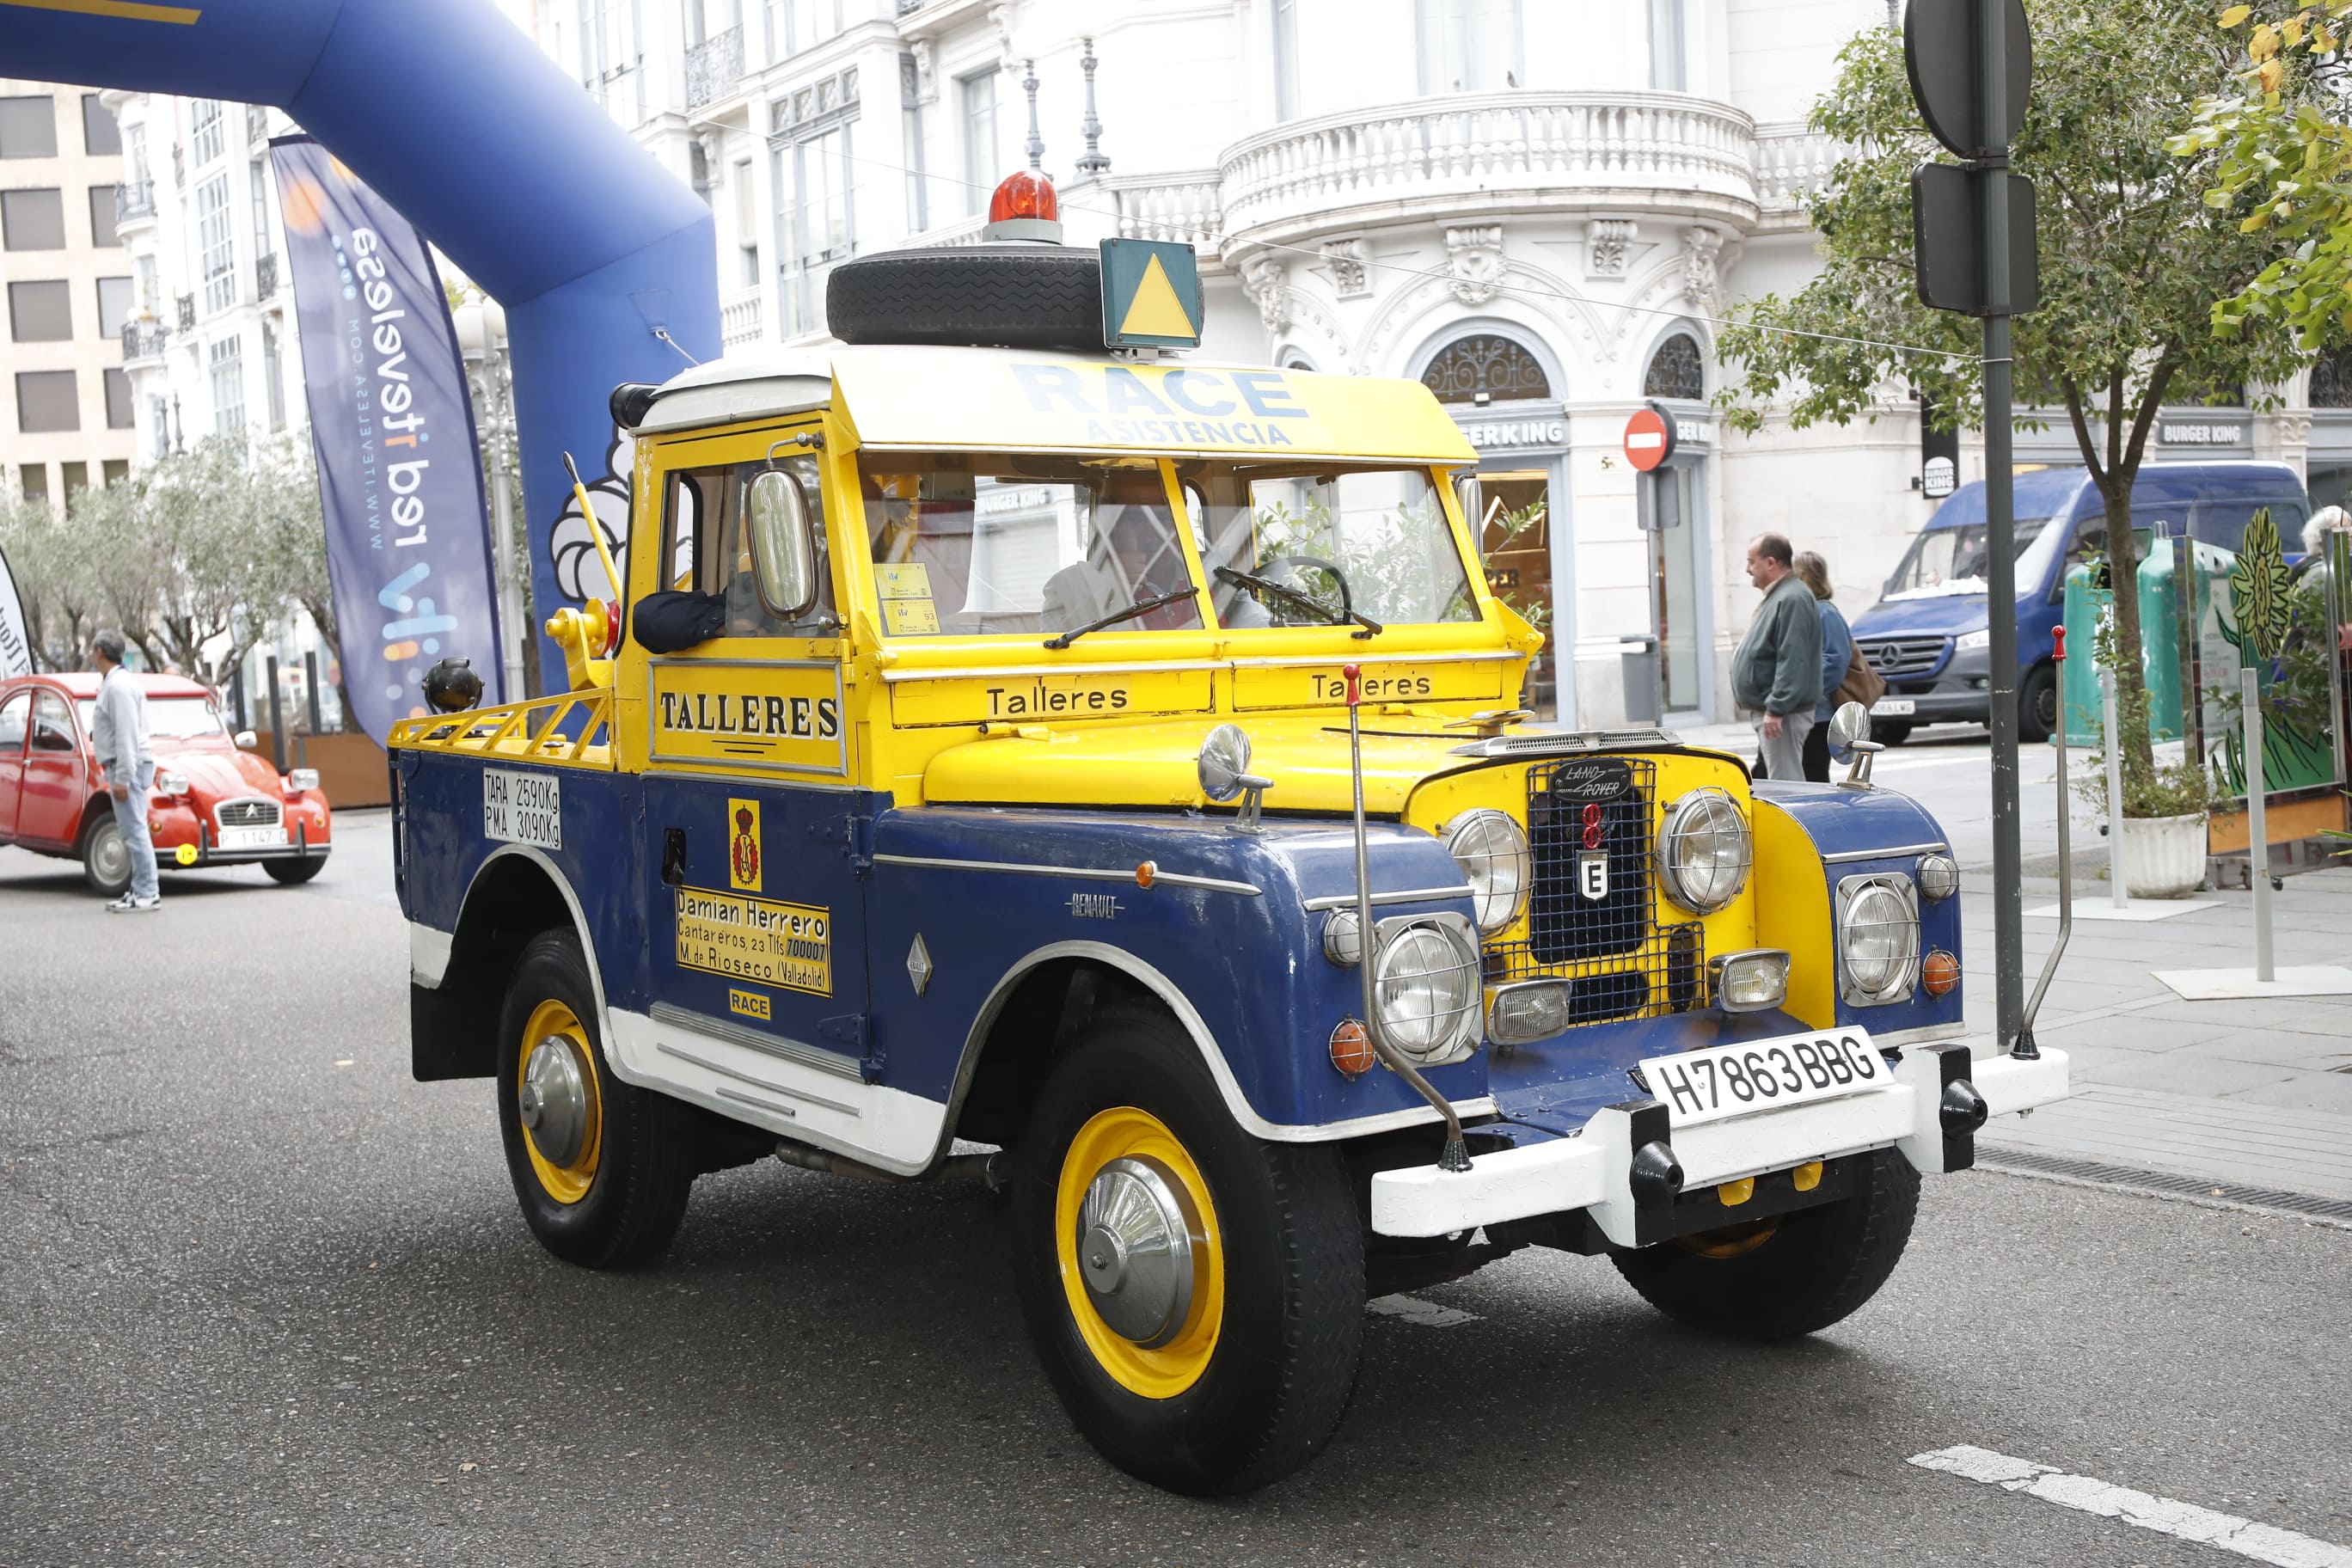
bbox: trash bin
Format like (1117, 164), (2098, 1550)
(1620, 634), (1663, 724)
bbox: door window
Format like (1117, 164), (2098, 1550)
(30, 690), (77, 750)
(0, 692), (27, 750)
(661, 452), (836, 637)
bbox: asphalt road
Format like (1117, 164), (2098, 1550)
(4, 812), (2349, 1568)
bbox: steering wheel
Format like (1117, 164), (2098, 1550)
(1254, 554), (1356, 622)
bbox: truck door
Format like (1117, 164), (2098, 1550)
(636, 433), (872, 1080)
(21, 690), (89, 848)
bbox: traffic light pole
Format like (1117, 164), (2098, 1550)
(1977, 0), (2030, 1059)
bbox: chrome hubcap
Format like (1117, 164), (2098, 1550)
(91, 824), (129, 884)
(519, 1035), (589, 1166)
(1075, 1156), (1197, 1348)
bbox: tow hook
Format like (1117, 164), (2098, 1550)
(1940, 1079), (1990, 1136)
(1629, 1140), (1684, 1206)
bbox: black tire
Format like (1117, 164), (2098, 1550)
(1610, 1148), (1920, 1341)
(79, 812), (131, 897)
(1009, 1007), (1363, 1495)
(263, 855), (326, 885)
(496, 929), (695, 1270)
(1871, 718), (1913, 747)
(826, 243), (1104, 351)
(2019, 661), (2058, 743)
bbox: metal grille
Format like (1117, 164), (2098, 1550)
(215, 799), (281, 830)
(1479, 756), (1711, 1026)
(1859, 636), (1947, 678)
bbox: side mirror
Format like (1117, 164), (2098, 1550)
(1455, 475), (1485, 563)
(1828, 701), (1885, 789)
(746, 469), (819, 620)
(235, 729), (258, 750)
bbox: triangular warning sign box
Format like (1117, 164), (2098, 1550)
(1099, 239), (1203, 348)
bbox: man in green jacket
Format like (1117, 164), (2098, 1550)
(1731, 534), (1822, 781)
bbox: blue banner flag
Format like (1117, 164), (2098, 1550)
(272, 138), (503, 741)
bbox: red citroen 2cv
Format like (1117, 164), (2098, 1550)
(0, 672), (333, 896)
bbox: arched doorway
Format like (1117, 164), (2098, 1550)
(1640, 331), (1711, 717)
(1420, 329), (1563, 717)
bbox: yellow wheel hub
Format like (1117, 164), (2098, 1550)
(1055, 1106), (1223, 1400)
(517, 998), (603, 1206)
(1675, 1215), (1781, 1259)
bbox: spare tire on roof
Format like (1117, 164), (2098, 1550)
(826, 242), (1105, 352)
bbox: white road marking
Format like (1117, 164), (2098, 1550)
(1909, 1446), (2352, 1568)
(1365, 1294), (1479, 1328)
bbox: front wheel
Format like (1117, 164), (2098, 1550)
(1009, 1008), (1364, 1495)
(496, 929), (695, 1269)
(1871, 718), (1913, 747)
(2018, 662), (2058, 744)
(79, 812), (132, 896)
(1610, 1148), (1920, 1340)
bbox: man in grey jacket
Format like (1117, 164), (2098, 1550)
(1730, 534), (1822, 782)
(89, 629), (161, 911)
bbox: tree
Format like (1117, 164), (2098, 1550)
(0, 487), (100, 670)
(2180, 3), (2352, 346)
(1713, 0), (2307, 777)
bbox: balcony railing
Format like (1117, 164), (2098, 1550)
(247, 103), (271, 145)
(1105, 173), (1225, 256)
(122, 321), (170, 362)
(1217, 91), (1760, 241)
(115, 180), (156, 222)
(720, 283), (764, 348)
(1753, 124), (1840, 215)
(255, 252), (279, 302)
(175, 294), (195, 331)
(686, 25), (744, 110)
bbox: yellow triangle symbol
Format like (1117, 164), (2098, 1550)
(1119, 254), (1197, 340)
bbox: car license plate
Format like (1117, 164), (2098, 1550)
(218, 825), (286, 850)
(1639, 1027), (1885, 1127)
(1871, 697), (1916, 716)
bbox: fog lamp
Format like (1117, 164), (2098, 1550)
(287, 768), (321, 793)
(1487, 980), (1570, 1044)
(1709, 948), (1791, 1014)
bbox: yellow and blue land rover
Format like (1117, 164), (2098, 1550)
(391, 232), (2068, 1495)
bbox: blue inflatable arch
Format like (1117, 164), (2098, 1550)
(7, 0), (719, 681)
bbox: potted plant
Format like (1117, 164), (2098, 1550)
(2076, 625), (2213, 899)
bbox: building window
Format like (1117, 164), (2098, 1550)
(197, 174), (235, 314)
(1649, 0), (1686, 92)
(263, 322), (285, 429)
(1274, 0), (1302, 121)
(96, 276), (132, 339)
(2, 188), (66, 250)
(733, 156), (759, 285)
(900, 52), (928, 232)
(0, 95), (58, 159)
(106, 367), (134, 430)
(579, 0), (646, 119)
(2312, 349), (2352, 409)
(249, 158), (272, 276)
(1416, 0), (1522, 95)
(190, 98), (225, 166)
(83, 95), (121, 156)
(89, 183), (121, 247)
(103, 458), (130, 487)
(1644, 332), (1706, 400)
(61, 461), (88, 498)
(790, 0), (842, 52)
(150, 395), (170, 458)
(960, 70), (997, 216)
(16, 370), (79, 433)
(21, 463), (48, 503)
(1421, 334), (1550, 404)
(210, 334), (245, 436)
(9, 279), (71, 342)
(793, 124), (854, 322)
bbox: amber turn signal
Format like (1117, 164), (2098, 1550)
(1329, 1019), (1375, 1078)
(1921, 949), (1960, 997)
(1134, 861), (1156, 889)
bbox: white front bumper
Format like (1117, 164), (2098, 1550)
(1369, 1043), (2069, 1244)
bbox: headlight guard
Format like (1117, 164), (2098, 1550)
(1655, 787), (1752, 914)
(1369, 911), (1482, 1066)
(1439, 808), (1530, 934)
(1837, 873), (1920, 1004)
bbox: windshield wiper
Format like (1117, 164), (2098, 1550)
(1043, 585), (1202, 649)
(1213, 567), (1382, 639)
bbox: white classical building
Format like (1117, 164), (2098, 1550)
(62, 0), (2352, 721)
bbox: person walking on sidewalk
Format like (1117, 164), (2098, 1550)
(89, 629), (161, 912)
(1793, 550), (1853, 783)
(1732, 534), (1822, 782)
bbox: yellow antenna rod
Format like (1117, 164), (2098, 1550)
(562, 450), (623, 601)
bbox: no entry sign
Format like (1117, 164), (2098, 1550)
(1623, 403), (1676, 472)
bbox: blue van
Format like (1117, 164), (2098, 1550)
(1847, 462), (2309, 743)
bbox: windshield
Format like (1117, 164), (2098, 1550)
(1883, 517), (2052, 599)
(74, 696), (228, 739)
(860, 452), (1204, 638)
(1180, 462), (1478, 628)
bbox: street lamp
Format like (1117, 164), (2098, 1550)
(452, 295), (526, 703)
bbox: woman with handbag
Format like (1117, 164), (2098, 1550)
(1793, 552), (1880, 782)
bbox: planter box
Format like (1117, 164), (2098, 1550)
(2119, 811), (2207, 898)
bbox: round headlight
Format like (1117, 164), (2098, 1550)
(1655, 788), (1752, 914)
(1441, 809), (1530, 934)
(1841, 881), (1919, 996)
(1197, 723), (1252, 803)
(1374, 921), (1479, 1061)
(1916, 852), (1959, 902)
